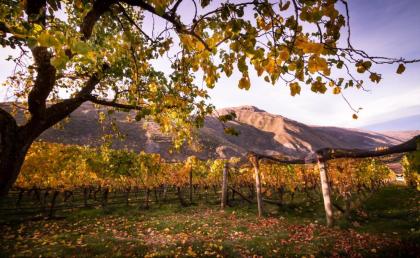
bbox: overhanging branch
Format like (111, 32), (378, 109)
(86, 95), (144, 110)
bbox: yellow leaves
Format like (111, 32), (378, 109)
(255, 63), (264, 77)
(180, 35), (205, 52)
(148, 82), (158, 93)
(238, 75), (251, 90)
(332, 86), (341, 95)
(288, 62), (297, 71)
(295, 68), (304, 81)
(33, 24), (43, 33)
(257, 17), (272, 31)
(263, 50), (288, 76)
(187, 246), (197, 257)
(396, 63), (406, 74)
(265, 58), (276, 74)
(308, 55), (329, 75)
(205, 74), (217, 88)
(278, 49), (290, 62)
(295, 37), (324, 54)
(289, 82), (301, 96)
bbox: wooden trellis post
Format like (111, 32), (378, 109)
(316, 153), (334, 227)
(189, 163), (193, 204)
(221, 162), (228, 209)
(248, 152), (263, 217)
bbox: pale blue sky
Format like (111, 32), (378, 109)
(1, 0), (419, 128)
(206, 0), (420, 127)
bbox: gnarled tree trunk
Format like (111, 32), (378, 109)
(0, 110), (32, 197)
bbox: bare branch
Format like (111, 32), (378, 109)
(116, 3), (154, 43)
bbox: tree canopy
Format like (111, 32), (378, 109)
(0, 0), (419, 195)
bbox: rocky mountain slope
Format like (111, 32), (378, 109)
(2, 103), (417, 160)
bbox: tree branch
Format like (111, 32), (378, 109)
(122, 0), (211, 50)
(86, 95), (144, 110)
(81, 0), (117, 40)
(316, 135), (420, 161)
(27, 47), (57, 119)
(21, 73), (101, 140)
(0, 21), (10, 34)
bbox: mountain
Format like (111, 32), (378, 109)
(1, 103), (417, 160)
(208, 106), (417, 158)
(362, 114), (420, 131)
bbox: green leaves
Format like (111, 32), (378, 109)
(280, 1), (291, 11)
(311, 81), (327, 93)
(72, 41), (90, 55)
(218, 112), (237, 122)
(237, 56), (248, 73)
(51, 52), (69, 69)
(37, 31), (59, 47)
(223, 126), (240, 136)
(200, 0), (211, 8)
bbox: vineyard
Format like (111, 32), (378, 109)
(1, 140), (419, 257)
(2, 140), (417, 223)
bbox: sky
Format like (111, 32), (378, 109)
(1, 0), (419, 128)
(205, 0), (420, 127)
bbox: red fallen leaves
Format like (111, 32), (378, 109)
(0, 207), (411, 257)
(281, 223), (399, 257)
(286, 223), (316, 242)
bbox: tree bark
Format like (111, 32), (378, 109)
(0, 73), (100, 196)
(0, 109), (32, 197)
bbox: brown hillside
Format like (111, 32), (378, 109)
(1, 103), (417, 160)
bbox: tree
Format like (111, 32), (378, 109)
(0, 0), (418, 196)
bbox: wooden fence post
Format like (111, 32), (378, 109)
(189, 163), (193, 204)
(102, 188), (109, 208)
(248, 153), (263, 217)
(317, 154), (333, 227)
(48, 190), (59, 218)
(221, 162), (228, 209)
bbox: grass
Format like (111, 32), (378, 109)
(0, 184), (419, 257)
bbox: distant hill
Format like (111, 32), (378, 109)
(362, 114), (420, 131)
(1, 102), (417, 160)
